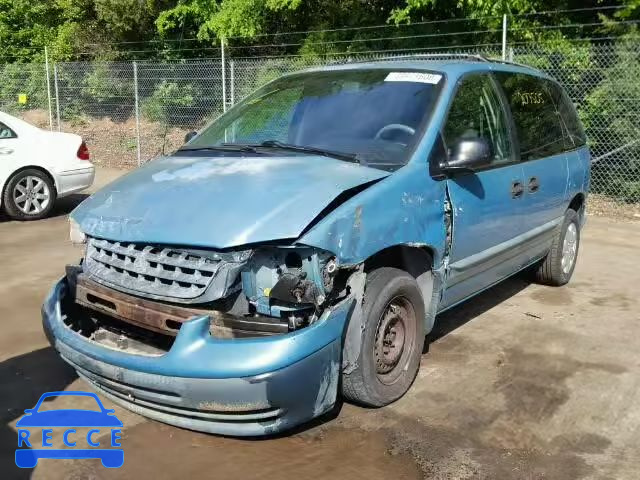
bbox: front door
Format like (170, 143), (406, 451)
(439, 73), (526, 309)
(0, 120), (22, 181)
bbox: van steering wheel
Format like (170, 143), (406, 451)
(374, 124), (416, 144)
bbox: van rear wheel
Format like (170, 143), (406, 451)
(534, 208), (580, 286)
(342, 267), (425, 407)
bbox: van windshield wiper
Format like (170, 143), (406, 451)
(178, 144), (259, 153)
(178, 141), (359, 163)
(250, 140), (360, 163)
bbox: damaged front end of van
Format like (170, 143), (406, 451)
(42, 65), (449, 436)
(41, 153), (417, 436)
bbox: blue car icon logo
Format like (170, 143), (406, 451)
(15, 391), (123, 468)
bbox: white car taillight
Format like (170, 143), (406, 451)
(77, 141), (90, 160)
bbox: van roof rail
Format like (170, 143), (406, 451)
(332, 53), (491, 64)
(378, 53), (490, 62)
(330, 53), (534, 70)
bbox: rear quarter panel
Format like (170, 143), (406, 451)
(38, 132), (88, 174)
(0, 122), (87, 202)
(567, 146), (591, 203)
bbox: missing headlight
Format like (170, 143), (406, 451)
(240, 246), (334, 321)
(270, 272), (323, 305)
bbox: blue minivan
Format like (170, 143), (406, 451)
(42, 55), (590, 436)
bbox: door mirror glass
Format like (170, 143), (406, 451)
(441, 137), (492, 172)
(184, 131), (197, 144)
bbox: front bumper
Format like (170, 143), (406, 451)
(42, 278), (350, 436)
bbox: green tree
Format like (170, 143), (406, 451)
(0, 0), (181, 62)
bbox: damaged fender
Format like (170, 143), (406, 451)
(339, 255), (444, 375)
(298, 162), (448, 268)
(298, 162), (450, 371)
(341, 268), (366, 374)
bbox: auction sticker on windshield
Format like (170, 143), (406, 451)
(385, 72), (442, 84)
(15, 391), (124, 469)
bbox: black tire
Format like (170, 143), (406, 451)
(533, 209), (580, 286)
(2, 168), (56, 220)
(342, 267), (426, 407)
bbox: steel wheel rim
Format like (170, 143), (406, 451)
(561, 222), (578, 274)
(374, 295), (416, 385)
(13, 176), (50, 215)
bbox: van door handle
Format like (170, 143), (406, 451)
(528, 176), (540, 193)
(511, 181), (525, 198)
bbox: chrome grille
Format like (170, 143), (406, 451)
(84, 238), (220, 300)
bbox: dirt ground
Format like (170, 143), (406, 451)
(20, 109), (190, 169)
(1, 167), (639, 480)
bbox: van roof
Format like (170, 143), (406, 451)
(303, 55), (550, 81)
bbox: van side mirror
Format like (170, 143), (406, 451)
(184, 131), (197, 144)
(439, 137), (492, 174)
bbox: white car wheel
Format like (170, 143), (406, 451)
(3, 169), (56, 220)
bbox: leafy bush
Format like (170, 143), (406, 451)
(142, 80), (201, 125)
(0, 63), (48, 112)
(581, 40), (640, 202)
(84, 64), (134, 104)
(52, 63), (135, 122)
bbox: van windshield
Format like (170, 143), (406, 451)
(185, 69), (444, 170)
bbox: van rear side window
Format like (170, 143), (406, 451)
(551, 83), (587, 148)
(495, 72), (566, 161)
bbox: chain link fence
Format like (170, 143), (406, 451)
(1, 41), (639, 216)
(0, 62), (50, 128)
(50, 61), (226, 167)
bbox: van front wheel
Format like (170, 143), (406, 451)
(342, 267), (425, 407)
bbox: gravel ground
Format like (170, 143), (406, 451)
(1, 168), (639, 479)
(587, 194), (640, 221)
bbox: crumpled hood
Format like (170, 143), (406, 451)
(72, 154), (389, 248)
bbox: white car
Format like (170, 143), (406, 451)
(0, 111), (95, 220)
